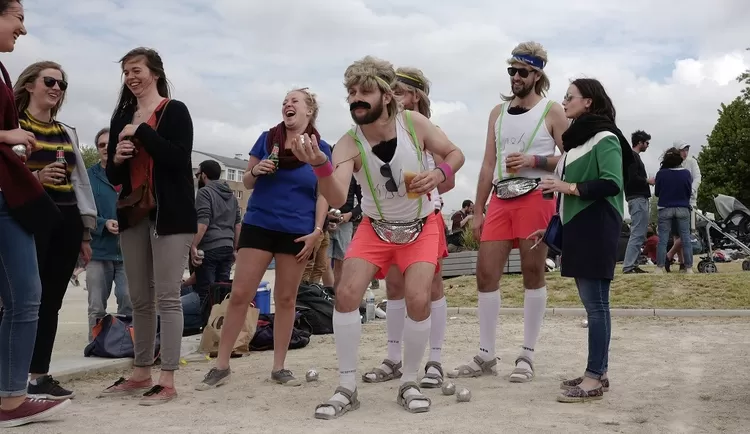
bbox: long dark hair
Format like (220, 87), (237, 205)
(570, 78), (616, 122)
(661, 147), (684, 169)
(112, 47), (170, 118)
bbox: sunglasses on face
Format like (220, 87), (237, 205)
(563, 94), (585, 102)
(195, 172), (202, 179)
(42, 76), (68, 91)
(379, 164), (399, 193)
(507, 67), (532, 78)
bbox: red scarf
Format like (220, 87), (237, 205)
(0, 62), (60, 235)
(266, 121), (321, 170)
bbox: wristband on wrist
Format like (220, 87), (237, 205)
(437, 162), (453, 181)
(313, 159), (334, 177)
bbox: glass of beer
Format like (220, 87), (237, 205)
(403, 170), (420, 199)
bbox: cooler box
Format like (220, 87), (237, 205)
(253, 281), (272, 314)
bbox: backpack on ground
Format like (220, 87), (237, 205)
(295, 283), (334, 335)
(84, 314), (160, 359)
(249, 313), (311, 351)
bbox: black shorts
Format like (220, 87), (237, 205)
(237, 224), (306, 256)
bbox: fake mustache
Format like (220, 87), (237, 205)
(349, 101), (371, 111)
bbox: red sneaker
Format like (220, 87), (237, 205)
(98, 377), (153, 398)
(0, 397), (71, 428)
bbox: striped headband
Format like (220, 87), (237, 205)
(396, 72), (426, 92)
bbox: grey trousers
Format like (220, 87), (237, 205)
(120, 219), (191, 370)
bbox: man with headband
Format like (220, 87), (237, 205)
(361, 66), (455, 390)
(448, 41), (568, 383)
(291, 55), (464, 419)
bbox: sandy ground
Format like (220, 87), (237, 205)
(21, 311), (750, 434)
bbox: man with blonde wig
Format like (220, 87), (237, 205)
(448, 41), (568, 383)
(291, 56), (465, 418)
(362, 66), (456, 389)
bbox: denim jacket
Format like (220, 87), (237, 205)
(87, 163), (122, 262)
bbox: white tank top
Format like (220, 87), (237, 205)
(351, 112), (432, 221)
(494, 97), (557, 182)
(424, 152), (441, 209)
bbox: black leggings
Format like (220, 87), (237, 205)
(30, 204), (83, 374)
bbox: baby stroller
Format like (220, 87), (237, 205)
(694, 194), (750, 273)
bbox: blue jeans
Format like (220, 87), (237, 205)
(623, 197), (649, 271)
(180, 287), (203, 331)
(576, 278), (611, 380)
(657, 207), (692, 268)
(0, 193), (42, 397)
(194, 246), (234, 304)
(86, 260), (133, 340)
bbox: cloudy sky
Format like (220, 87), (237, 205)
(6, 0), (749, 211)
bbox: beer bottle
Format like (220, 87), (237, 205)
(269, 144), (280, 170)
(55, 146), (68, 185)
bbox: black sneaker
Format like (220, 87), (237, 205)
(27, 375), (75, 400)
(624, 267), (648, 274)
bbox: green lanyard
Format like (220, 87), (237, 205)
(495, 100), (554, 180)
(348, 111), (424, 220)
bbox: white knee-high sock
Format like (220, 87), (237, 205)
(401, 316), (431, 383)
(521, 286), (547, 361)
(333, 309), (362, 391)
(386, 298), (406, 363)
(478, 290), (501, 362)
(429, 297), (447, 363)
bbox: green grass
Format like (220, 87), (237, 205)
(444, 261), (750, 309)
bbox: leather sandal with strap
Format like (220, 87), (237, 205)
(508, 356), (534, 383)
(447, 355), (498, 378)
(397, 381), (431, 413)
(419, 361), (444, 388)
(314, 386), (360, 420)
(362, 359), (402, 383)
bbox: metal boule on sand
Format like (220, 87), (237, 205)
(456, 387), (472, 402)
(305, 369), (319, 382)
(441, 381), (456, 396)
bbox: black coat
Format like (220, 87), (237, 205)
(106, 99), (197, 236)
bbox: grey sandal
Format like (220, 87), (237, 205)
(362, 359), (403, 383)
(447, 355), (498, 378)
(419, 361), (444, 388)
(314, 387), (360, 420)
(397, 381), (431, 413)
(509, 356), (534, 383)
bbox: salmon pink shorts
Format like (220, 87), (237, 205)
(481, 190), (555, 248)
(346, 212), (440, 279)
(435, 211), (449, 259)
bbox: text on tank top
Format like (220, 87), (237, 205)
(494, 97), (556, 182)
(349, 111), (432, 221)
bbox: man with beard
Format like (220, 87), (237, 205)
(622, 129), (653, 274)
(448, 41), (568, 383)
(191, 160), (241, 306)
(361, 66), (456, 389)
(291, 56), (464, 419)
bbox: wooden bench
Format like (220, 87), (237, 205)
(441, 249), (521, 278)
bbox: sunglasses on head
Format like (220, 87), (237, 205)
(42, 76), (68, 91)
(379, 164), (399, 193)
(507, 67), (533, 78)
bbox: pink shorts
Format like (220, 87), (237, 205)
(435, 212), (449, 259)
(346, 213), (440, 279)
(481, 190), (555, 248)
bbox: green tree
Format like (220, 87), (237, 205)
(80, 145), (100, 169)
(696, 70), (750, 213)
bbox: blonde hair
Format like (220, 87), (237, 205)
(393, 67), (432, 119)
(501, 41), (550, 102)
(14, 61), (68, 119)
(288, 87), (320, 126)
(344, 56), (398, 120)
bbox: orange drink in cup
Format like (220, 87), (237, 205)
(403, 171), (420, 199)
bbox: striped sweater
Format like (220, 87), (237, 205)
(21, 110), (78, 205)
(560, 131), (625, 280)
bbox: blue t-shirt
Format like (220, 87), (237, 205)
(243, 131), (332, 235)
(655, 167), (692, 209)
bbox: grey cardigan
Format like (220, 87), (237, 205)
(59, 121), (97, 240)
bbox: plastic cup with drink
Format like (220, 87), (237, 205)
(403, 170), (420, 199)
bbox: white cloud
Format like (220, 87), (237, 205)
(5, 0), (749, 213)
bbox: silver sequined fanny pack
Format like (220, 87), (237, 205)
(493, 177), (540, 200)
(370, 217), (427, 244)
